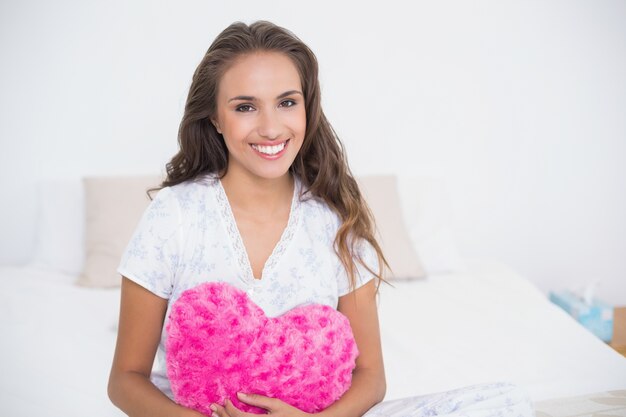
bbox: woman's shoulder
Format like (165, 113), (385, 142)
(152, 173), (220, 212)
(297, 183), (341, 229)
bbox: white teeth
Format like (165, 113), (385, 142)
(251, 142), (286, 155)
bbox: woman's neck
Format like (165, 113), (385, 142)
(220, 170), (294, 218)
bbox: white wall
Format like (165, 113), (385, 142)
(1, 0), (625, 305)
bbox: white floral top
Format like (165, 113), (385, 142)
(117, 172), (378, 399)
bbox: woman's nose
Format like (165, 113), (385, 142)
(257, 109), (282, 140)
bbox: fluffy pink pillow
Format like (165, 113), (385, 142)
(165, 282), (359, 415)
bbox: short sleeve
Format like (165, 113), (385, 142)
(117, 187), (182, 299)
(335, 238), (379, 297)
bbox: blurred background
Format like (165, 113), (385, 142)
(1, 0), (625, 305)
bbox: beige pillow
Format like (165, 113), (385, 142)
(356, 175), (427, 280)
(77, 175), (162, 287)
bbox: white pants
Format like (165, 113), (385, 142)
(363, 382), (535, 417)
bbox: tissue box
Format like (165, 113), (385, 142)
(549, 290), (613, 342)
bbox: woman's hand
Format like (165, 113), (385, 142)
(210, 393), (312, 417)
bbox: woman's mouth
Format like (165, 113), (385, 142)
(250, 139), (290, 160)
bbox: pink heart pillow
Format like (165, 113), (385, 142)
(165, 281), (359, 415)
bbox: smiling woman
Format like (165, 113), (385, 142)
(107, 19), (390, 417)
(107, 20), (534, 417)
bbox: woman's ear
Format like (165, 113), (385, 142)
(211, 118), (222, 134)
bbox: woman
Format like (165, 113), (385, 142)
(107, 20), (535, 417)
(108, 19), (387, 417)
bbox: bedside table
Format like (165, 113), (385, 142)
(609, 307), (626, 357)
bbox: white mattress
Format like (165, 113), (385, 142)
(0, 266), (124, 417)
(1, 259), (624, 416)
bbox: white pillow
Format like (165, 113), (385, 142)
(32, 178), (85, 277)
(31, 176), (161, 286)
(396, 175), (467, 275)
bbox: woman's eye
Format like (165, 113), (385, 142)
(280, 99), (296, 108)
(235, 105), (254, 112)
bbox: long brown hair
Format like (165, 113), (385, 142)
(152, 20), (390, 292)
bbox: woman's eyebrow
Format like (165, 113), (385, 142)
(228, 90), (303, 103)
(275, 90), (303, 99)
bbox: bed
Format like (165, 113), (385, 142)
(1, 175), (625, 416)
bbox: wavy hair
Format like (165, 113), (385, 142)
(151, 20), (390, 292)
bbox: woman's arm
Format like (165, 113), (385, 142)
(108, 277), (204, 417)
(318, 278), (386, 416)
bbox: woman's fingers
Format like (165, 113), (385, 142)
(215, 394), (311, 417)
(223, 398), (260, 416)
(212, 394), (286, 417)
(210, 402), (232, 417)
(236, 392), (277, 411)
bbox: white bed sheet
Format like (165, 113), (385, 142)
(377, 258), (626, 402)
(0, 259), (625, 416)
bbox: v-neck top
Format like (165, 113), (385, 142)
(214, 174), (300, 282)
(117, 172), (378, 400)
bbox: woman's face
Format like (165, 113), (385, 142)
(212, 51), (306, 182)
